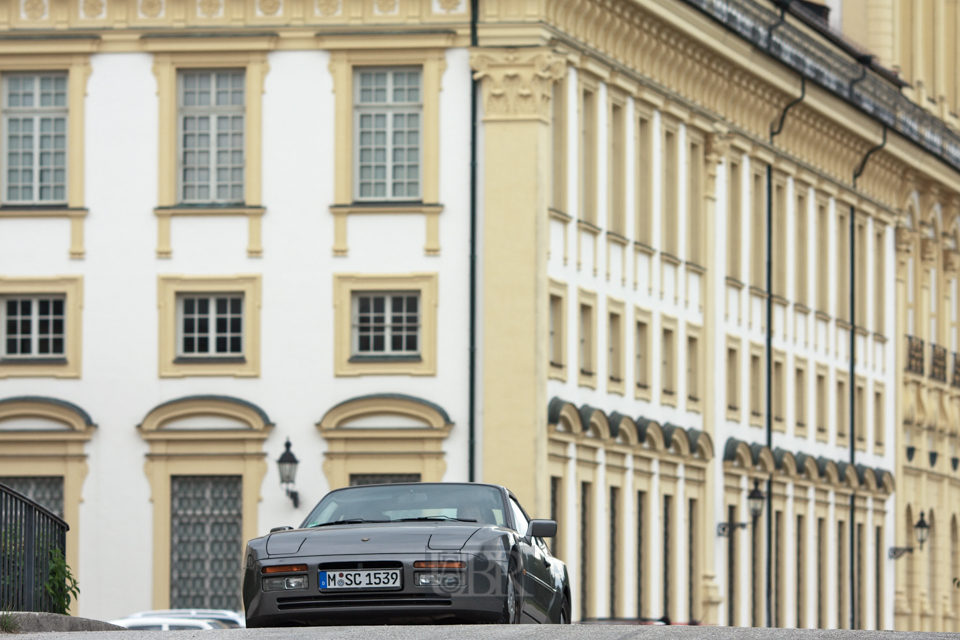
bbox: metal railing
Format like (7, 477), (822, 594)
(906, 336), (924, 375)
(931, 344), (948, 382)
(681, 0), (960, 174)
(952, 353), (960, 388)
(0, 482), (68, 612)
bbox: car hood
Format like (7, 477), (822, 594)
(267, 523), (483, 556)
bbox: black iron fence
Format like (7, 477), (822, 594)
(952, 353), (960, 388)
(931, 344), (948, 382)
(681, 0), (960, 174)
(0, 481), (68, 612)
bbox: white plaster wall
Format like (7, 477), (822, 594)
(0, 47), (473, 621)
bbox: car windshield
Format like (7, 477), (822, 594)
(301, 484), (507, 528)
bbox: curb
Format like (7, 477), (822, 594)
(3, 612), (123, 634)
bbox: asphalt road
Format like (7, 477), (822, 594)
(12, 626), (960, 640)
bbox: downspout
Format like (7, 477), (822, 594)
(849, 125), (887, 629)
(767, 74), (805, 628)
(468, 0), (479, 482)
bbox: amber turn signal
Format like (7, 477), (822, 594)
(413, 561), (465, 569)
(262, 564), (308, 574)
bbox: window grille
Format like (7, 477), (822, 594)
(2, 74), (68, 204)
(354, 68), (421, 201)
(931, 344), (947, 382)
(178, 71), (244, 203)
(352, 292), (420, 356)
(906, 336), (924, 374)
(0, 476), (64, 518)
(177, 294), (243, 357)
(1, 296), (65, 358)
(170, 475), (242, 610)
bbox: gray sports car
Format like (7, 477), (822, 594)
(242, 482), (571, 626)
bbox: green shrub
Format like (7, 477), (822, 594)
(44, 548), (79, 615)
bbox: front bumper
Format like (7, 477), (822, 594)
(245, 553), (509, 627)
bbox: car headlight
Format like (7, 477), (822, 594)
(262, 575), (308, 592)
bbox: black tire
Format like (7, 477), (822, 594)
(559, 595), (571, 624)
(498, 562), (522, 624)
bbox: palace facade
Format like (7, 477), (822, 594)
(0, 0), (959, 631)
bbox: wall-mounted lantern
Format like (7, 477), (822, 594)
(277, 438), (300, 508)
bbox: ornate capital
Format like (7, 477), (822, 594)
(705, 131), (731, 170)
(945, 249), (959, 275)
(921, 236), (938, 264)
(470, 48), (566, 122)
(895, 226), (914, 254)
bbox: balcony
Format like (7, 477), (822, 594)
(906, 336), (924, 375)
(931, 344), (947, 382)
(953, 353), (960, 388)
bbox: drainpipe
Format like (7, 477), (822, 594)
(849, 125), (887, 630)
(767, 74), (805, 628)
(468, 0), (479, 482)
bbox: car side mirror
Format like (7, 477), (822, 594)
(270, 526), (294, 533)
(527, 519), (557, 539)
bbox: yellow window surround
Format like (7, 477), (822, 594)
(0, 395), (95, 614)
(577, 288), (598, 389)
(0, 55), (91, 259)
(548, 278), (568, 381)
(138, 395), (272, 611)
(317, 393), (453, 490)
(333, 272), (438, 377)
(0, 276), (83, 378)
(156, 274), (262, 378)
(152, 51), (268, 258)
(607, 296), (626, 395)
(328, 48), (446, 257)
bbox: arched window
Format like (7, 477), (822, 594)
(317, 394), (452, 489)
(0, 396), (95, 605)
(138, 395), (272, 611)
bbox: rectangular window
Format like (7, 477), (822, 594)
(609, 486), (619, 618)
(636, 113), (653, 244)
(856, 219), (868, 323)
(750, 352), (762, 420)
(773, 359), (784, 425)
(855, 382), (866, 446)
(687, 334), (699, 403)
(636, 491), (646, 619)
(816, 371), (827, 436)
(875, 226), (885, 333)
(727, 345), (739, 412)
(688, 498), (699, 623)
(837, 377), (848, 441)
(608, 101), (625, 235)
(838, 520), (848, 628)
(796, 188), (808, 305)
(817, 202), (829, 314)
(550, 477), (563, 557)
(2, 73), (68, 204)
(352, 292), (420, 357)
(178, 70), (245, 204)
(875, 525), (883, 630)
(727, 504), (738, 626)
(797, 514), (806, 628)
(875, 389), (885, 451)
(774, 510), (784, 627)
(1, 296), (65, 359)
(662, 326), (675, 398)
(177, 294), (244, 358)
(580, 86), (597, 225)
(608, 310), (623, 384)
(687, 137), (704, 264)
(818, 517), (826, 628)
(635, 315), (650, 393)
(551, 77), (567, 212)
(751, 168), (766, 288)
(837, 211), (849, 322)
(354, 68), (421, 201)
(0, 476), (63, 517)
(579, 302), (595, 377)
(550, 293), (564, 368)
(727, 158), (742, 279)
(580, 481), (592, 621)
(773, 178), (786, 297)
(662, 127), (678, 255)
(796, 366), (807, 435)
(663, 494), (672, 621)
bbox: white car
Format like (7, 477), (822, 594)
(110, 616), (230, 631)
(124, 609), (245, 628)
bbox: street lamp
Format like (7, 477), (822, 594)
(277, 438), (300, 508)
(915, 511), (930, 550)
(748, 479), (765, 520)
(717, 478), (766, 536)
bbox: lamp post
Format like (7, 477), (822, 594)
(277, 438), (300, 508)
(717, 479), (766, 536)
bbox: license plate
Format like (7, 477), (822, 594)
(319, 569), (401, 590)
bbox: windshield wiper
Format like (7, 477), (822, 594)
(306, 518), (390, 528)
(393, 516), (478, 523)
